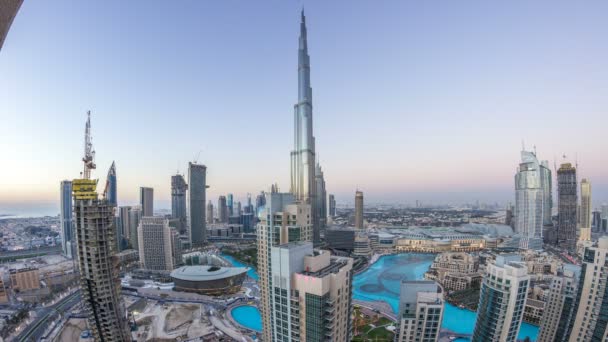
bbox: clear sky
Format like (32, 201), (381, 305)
(1, 0), (607, 214)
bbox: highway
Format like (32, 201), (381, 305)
(15, 290), (81, 342)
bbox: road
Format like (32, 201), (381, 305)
(14, 290), (81, 342)
(0, 246), (62, 261)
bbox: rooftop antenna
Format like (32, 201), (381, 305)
(193, 150), (202, 164)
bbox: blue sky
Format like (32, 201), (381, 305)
(1, 1), (607, 213)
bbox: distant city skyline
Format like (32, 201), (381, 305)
(2, 1), (608, 212)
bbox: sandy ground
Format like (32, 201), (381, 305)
(55, 318), (86, 342)
(164, 304), (199, 332)
(133, 301), (216, 341)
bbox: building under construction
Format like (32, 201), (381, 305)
(73, 112), (131, 342)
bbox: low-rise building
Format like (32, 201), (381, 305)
(425, 253), (482, 291)
(9, 267), (40, 291)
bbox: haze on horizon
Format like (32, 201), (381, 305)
(1, 1), (607, 214)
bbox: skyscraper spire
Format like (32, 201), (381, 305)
(82, 110), (96, 179)
(291, 9), (319, 243)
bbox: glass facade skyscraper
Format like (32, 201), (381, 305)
(59, 180), (73, 258)
(514, 150), (544, 250)
(188, 162), (207, 246)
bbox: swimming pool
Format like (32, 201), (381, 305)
(353, 253), (539, 341)
(231, 305), (262, 332)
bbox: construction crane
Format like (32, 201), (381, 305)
(82, 110), (96, 179)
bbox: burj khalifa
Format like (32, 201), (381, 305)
(290, 11), (320, 244)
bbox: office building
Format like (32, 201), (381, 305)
(235, 201), (241, 216)
(188, 162), (207, 246)
(257, 191), (313, 342)
(227, 193), (234, 217)
(269, 242), (353, 341)
(355, 190), (364, 229)
(557, 163), (577, 252)
(244, 193), (254, 214)
(255, 191), (266, 215)
(104, 161), (117, 206)
(171, 173), (188, 233)
(290, 11), (319, 245)
(170, 228), (182, 267)
(472, 255), (530, 342)
(514, 150), (544, 250)
(128, 206), (142, 250)
(315, 163), (327, 238)
(567, 237), (608, 341)
(139, 186), (154, 217)
(218, 195), (228, 223)
(206, 200), (214, 224)
(579, 179), (591, 241)
(0, 0), (23, 51)
(59, 180), (73, 258)
(396, 281), (444, 342)
(592, 210), (602, 233)
(329, 194), (336, 217)
(540, 161), (553, 226)
(118, 206), (132, 250)
(9, 267), (40, 291)
(138, 217), (174, 271)
(537, 264), (581, 342)
(325, 227), (356, 251)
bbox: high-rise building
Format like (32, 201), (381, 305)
(396, 281), (444, 342)
(269, 242), (353, 341)
(568, 237), (608, 341)
(540, 161), (553, 226)
(206, 200), (214, 224)
(537, 264), (581, 342)
(0, 0), (23, 51)
(579, 179), (591, 241)
(104, 161), (117, 207)
(557, 163), (577, 252)
(72, 112), (130, 341)
(139, 186), (154, 217)
(171, 174), (188, 233)
(472, 255), (529, 342)
(328, 194), (336, 217)
(227, 193), (234, 217)
(170, 228), (182, 267)
(255, 191), (266, 215)
(290, 11), (319, 245)
(59, 180), (73, 258)
(118, 206), (132, 250)
(315, 163), (327, 237)
(514, 150), (544, 250)
(138, 217), (174, 271)
(188, 162), (207, 246)
(244, 193), (254, 214)
(592, 210), (602, 233)
(355, 190), (364, 229)
(218, 195), (228, 223)
(235, 201), (242, 217)
(128, 206), (142, 250)
(257, 191), (313, 342)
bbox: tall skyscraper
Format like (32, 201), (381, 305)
(244, 193), (254, 214)
(72, 112), (131, 342)
(268, 242), (353, 341)
(206, 200), (214, 224)
(328, 194), (336, 217)
(397, 281), (444, 342)
(59, 180), (73, 258)
(314, 163), (327, 237)
(188, 162), (207, 246)
(257, 191), (312, 342)
(355, 190), (364, 229)
(514, 150), (544, 250)
(118, 206), (132, 250)
(171, 174), (188, 233)
(139, 186), (154, 217)
(138, 217), (174, 271)
(557, 163), (577, 252)
(227, 193), (234, 217)
(128, 206), (142, 250)
(540, 161), (553, 226)
(537, 264), (581, 342)
(235, 201), (242, 217)
(568, 237), (608, 341)
(218, 195), (228, 223)
(472, 255), (529, 342)
(0, 0), (23, 51)
(579, 178), (591, 241)
(290, 11), (319, 245)
(255, 191), (266, 216)
(104, 161), (117, 207)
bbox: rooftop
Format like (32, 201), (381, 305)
(170, 265), (248, 282)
